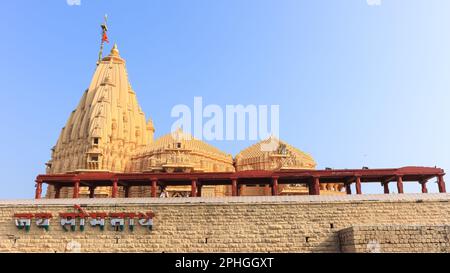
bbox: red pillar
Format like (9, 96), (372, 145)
(420, 180), (428, 193)
(55, 186), (61, 199)
(355, 176), (362, 195)
(383, 182), (390, 194)
(396, 176), (404, 194)
(438, 175), (446, 193)
(231, 179), (238, 196)
(151, 178), (158, 198)
(112, 178), (118, 198)
(35, 180), (43, 199)
(197, 182), (202, 197)
(191, 179), (197, 197)
(89, 186), (95, 198)
(272, 177), (279, 196)
(309, 177), (320, 195)
(73, 179), (80, 199)
(345, 183), (352, 195)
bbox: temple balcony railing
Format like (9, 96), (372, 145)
(86, 161), (100, 170)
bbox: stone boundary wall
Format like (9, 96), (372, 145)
(0, 194), (449, 253)
(339, 225), (450, 253)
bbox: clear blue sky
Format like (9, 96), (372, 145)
(0, 0), (449, 198)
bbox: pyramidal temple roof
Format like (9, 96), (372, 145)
(49, 45), (154, 174)
(136, 128), (233, 163)
(235, 136), (317, 170)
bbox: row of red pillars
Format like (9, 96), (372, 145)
(34, 175), (446, 199)
(343, 175), (446, 195)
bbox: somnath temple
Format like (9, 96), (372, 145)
(41, 43), (330, 198)
(35, 19), (446, 200)
(36, 43), (446, 200)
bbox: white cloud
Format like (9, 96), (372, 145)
(67, 0), (81, 6)
(367, 0), (382, 6)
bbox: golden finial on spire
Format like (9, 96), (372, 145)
(110, 43), (119, 56)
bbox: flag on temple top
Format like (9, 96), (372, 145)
(102, 32), (109, 43)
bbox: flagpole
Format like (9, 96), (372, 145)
(97, 15), (109, 66)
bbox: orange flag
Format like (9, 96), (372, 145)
(102, 32), (109, 43)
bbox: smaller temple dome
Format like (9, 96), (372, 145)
(130, 129), (234, 173)
(235, 137), (316, 171)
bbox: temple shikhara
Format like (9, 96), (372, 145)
(35, 42), (446, 200)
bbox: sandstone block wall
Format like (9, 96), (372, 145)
(339, 225), (450, 253)
(0, 194), (449, 253)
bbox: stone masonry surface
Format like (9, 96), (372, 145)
(0, 194), (449, 253)
(339, 225), (450, 253)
